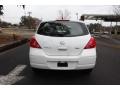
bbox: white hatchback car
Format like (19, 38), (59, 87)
(29, 20), (96, 72)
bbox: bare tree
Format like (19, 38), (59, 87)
(0, 5), (4, 22)
(17, 5), (25, 10)
(64, 9), (71, 20)
(0, 5), (3, 15)
(57, 9), (71, 20)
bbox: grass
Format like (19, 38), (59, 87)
(0, 28), (34, 45)
(0, 33), (22, 45)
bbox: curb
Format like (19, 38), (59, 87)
(0, 39), (28, 53)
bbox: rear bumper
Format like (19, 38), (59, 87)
(29, 48), (96, 70)
(31, 63), (95, 70)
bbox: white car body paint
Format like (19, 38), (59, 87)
(29, 20), (96, 70)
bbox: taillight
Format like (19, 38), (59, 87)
(29, 36), (41, 48)
(84, 37), (96, 49)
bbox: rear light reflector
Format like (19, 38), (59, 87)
(84, 37), (96, 49)
(29, 36), (41, 48)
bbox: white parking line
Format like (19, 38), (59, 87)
(0, 65), (26, 85)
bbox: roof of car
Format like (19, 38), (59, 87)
(41, 20), (85, 24)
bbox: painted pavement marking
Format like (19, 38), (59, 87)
(0, 65), (26, 85)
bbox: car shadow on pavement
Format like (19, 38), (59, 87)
(16, 66), (95, 85)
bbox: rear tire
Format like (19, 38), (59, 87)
(31, 67), (43, 73)
(84, 69), (93, 73)
(31, 67), (38, 72)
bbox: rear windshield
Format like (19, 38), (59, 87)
(37, 21), (89, 37)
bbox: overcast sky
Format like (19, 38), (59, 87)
(0, 5), (114, 25)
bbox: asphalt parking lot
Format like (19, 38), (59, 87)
(0, 38), (120, 85)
